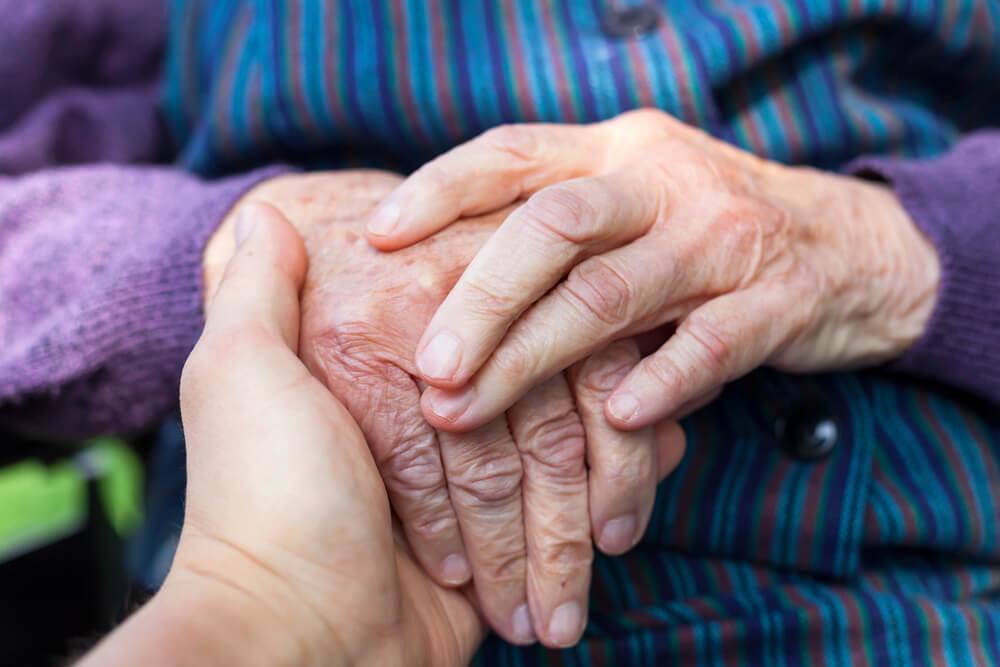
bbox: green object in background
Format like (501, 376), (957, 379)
(0, 459), (85, 563)
(0, 437), (144, 563)
(80, 437), (145, 536)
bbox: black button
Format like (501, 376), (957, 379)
(601, 4), (661, 39)
(775, 403), (839, 461)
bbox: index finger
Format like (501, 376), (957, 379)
(414, 171), (660, 389)
(365, 123), (601, 249)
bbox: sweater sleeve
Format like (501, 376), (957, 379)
(0, 164), (288, 441)
(846, 130), (1000, 405)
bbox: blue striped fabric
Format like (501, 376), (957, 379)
(164, 0), (1000, 175)
(471, 370), (1000, 665)
(163, 1), (1000, 664)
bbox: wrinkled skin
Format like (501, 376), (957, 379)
(177, 204), (482, 667)
(363, 109), (940, 433)
(204, 170), (684, 648)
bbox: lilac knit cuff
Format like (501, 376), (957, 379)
(0, 165), (291, 439)
(846, 131), (1000, 405)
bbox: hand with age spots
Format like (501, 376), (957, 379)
(203, 170), (686, 648)
(363, 109), (940, 436)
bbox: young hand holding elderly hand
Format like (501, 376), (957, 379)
(204, 171), (683, 649)
(185, 107), (939, 656)
(82, 204), (483, 667)
(366, 109), (941, 433)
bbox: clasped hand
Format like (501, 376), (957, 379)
(204, 170), (683, 649)
(192, 109), (939, 655)
(367, 109), (939, 434)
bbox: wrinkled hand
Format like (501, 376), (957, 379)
(363, 109), (941, 432)
(205, 171), (685, 648)
(84, 203), (483, 667)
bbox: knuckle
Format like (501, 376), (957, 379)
(618, 108), (678, 136)
(523, 185), (600, 245)
(407, 510), (458, 545)
(575, 345), (637, 397)
(719, 199), (793, 286)
(489, 335), (538, 382)
(643, 353), (688, 394)
(646, 139), (717, 185)
(479, 124), (538, 162)
(461, 276), (524, 319)
(536, 537), (593, 578)
(593, 448), (654, 489)
(481, 547), (527, 584)
(378, 431), (446, 494)
(450, 454), (524, 508)
(679, 314), (734, 373)
(519, 410), (586, 472)
(561, 257), (636, 327)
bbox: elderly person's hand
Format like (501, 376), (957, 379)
(80, 203), (483, 667)
(363, 109), (941, 432)
(203, 171), (684, 648)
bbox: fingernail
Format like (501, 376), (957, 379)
(608, 392), (639, 423)
(367, 201), (401, 236)
(599, 514), (637, 553)
(424, 386), (475, 422)
(234, 208), (256, 247)
(512, 604), (535, 644)
(418, 330), (463, 380)
(548, 601), (584, 647)
(440, 553), (470, 585)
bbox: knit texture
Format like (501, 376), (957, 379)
(1, 1), (999, 665)
(848, 131), (1000, 404)
(0, 0), (168, 172)
(0, 165), (286, 439)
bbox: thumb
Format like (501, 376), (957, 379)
(204, 201), (308, 352)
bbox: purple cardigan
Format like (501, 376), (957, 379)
(1, 0), (997, 440)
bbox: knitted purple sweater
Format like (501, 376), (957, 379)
(0, 0), (997, 440)
(0, 0), (284, 439)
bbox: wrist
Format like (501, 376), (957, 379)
(796, 169), (942, 367)
(859, 180), (941, 357)
(166, 569), (341, 667)
(76, 570), (341, 667)
(165, 528), (370, 667)
(166, 529), (418, 667)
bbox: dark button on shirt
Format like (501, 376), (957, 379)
(600, 3), (661, 39)
(775, 403), (840, 460)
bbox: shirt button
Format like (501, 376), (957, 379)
(775, 403), (840, 461)
(601, 3), (661, 39)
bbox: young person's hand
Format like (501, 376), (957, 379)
(80, 203), (485, 667)
(202, 171), (685, 647)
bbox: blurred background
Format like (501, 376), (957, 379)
(0, 421), (184, 666)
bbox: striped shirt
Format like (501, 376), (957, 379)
(164, 1), (1000, 664)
